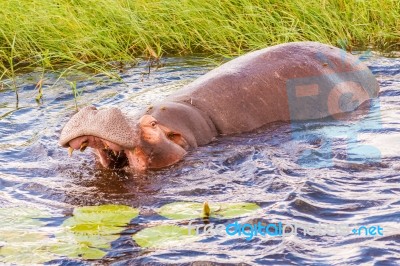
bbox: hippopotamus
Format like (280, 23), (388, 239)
(59, 42), (379, 171)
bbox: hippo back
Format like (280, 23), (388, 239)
(169, 42), (379, 134)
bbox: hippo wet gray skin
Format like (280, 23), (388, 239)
(59, 42), (380, 171)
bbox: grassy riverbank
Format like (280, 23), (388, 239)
(1, 0), (399, 81)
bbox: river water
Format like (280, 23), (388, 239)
(0, 53), (399, 265)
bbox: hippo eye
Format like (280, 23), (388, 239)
(150, 121), (157, 127)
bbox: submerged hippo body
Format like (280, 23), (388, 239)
(59, 42), (379, 171)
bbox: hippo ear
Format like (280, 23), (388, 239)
(158, 125), (189, 149)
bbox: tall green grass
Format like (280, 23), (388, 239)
(0, 0), (399, 81)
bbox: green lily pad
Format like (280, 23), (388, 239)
(132, 225), (197, 248)
(0, 205), (140, 262)
(62, 218), (125, 236)
(0, 207), (52, 229)
(57, 219), (121, 248)
(49, 240), (107, 260)
(158, 202), (205, 220)
(0, 207), (56, 264)
(158, 202), (260, 220)
(215, 202), (261, 219)
(51, 221), (114, 260)
(0, 243), (57, 264)
(0, 230), (48, 243)
(0, 230), (56, 264)
(51, 204), (139, 260)
(72, 204), (139, 225)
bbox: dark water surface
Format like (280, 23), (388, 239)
(0, 53), (399, 265)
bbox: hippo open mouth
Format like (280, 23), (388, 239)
(65, 134), (131, 169)
(59, 106), (140, 169)
(59, 106), (188, 171)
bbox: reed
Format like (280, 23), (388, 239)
(0, 0), (399, 81)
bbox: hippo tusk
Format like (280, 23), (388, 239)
(80, 141), (88, 152)
(68, 147), (74, 157)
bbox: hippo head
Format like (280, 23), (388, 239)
(59, 106), (188, 171)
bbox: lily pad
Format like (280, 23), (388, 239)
(56, 219), (121, 249)
(132, 225), (197, 248)
(158, 202), (205, 220)
(0, 207), (52, 229)
(51, 204), (139, 260)
(0, 207), (56, 264)
(214, 202), (261, 219)
(0, 205), (140, 262)
(158, 202), (260, 220)
(0, 242), (57, 264)
(0, 230), (56, 264)
(0, 230), (48, 243)
(50, 240), (107, 260)
(72, 204), (139, 225)
(63, 218), (126, 236)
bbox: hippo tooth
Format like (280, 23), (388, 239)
(68, 147), (74, 157)
(80, 141), (88, 152)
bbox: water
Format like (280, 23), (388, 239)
(0, 53), (399, 265)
